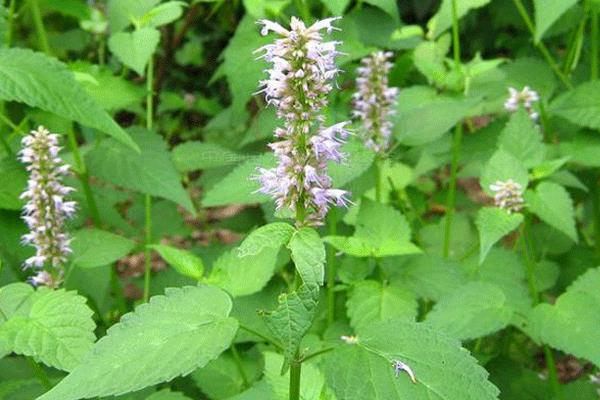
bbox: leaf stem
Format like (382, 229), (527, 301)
(230, 344), (250, 389)
(591, 2), (599, 80)
(66, 129), (101, 227)
(29, 0), (50, 54)
(6, 0), (16, 47)
(302, 346), (335, 362)
(521, 216), (564, 400)
(26, 357), (52, 390)
(143, 56), (154, 303)
(375, 157), (383, 203)
(289, 356), (301, 400)
(511, 0), (573, 89)
(238, 324), (284, 351)
(326, 209), (337, 326)
(443, 0), (463, 260)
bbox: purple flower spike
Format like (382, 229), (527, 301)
(254, 17), (351, 225)
(353, 51), (398, 153)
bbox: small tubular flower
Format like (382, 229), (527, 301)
(254, 17), (350, 225)
(489, 179), (524, 214)
(352, 51), (398, 153)
(504, 86), (540, 121)
(19, 126), (76, 285)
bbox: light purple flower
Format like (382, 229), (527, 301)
(254, 17), (351, 225)
(504, 86), (540, 121)
(353, 51), (398, 153)
(19, 126), (76, 287)
(489, 179), (524, 214)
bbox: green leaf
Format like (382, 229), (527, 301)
(146, 389), (193, 400)
(264, 284), (318, 367)
(0, 158), (27, 210)
(347, 280), (417, 334)
(86, 129), (195, 213)
(480, 149), (529, 196)
(37, 285), (238, 400)
(0, 48), (138, 151)
(208, 247), (280, 297)
(363, 0), (398, 22)
(534, 0), (578, 42)
(549, 81), (600, 131)
(107, 0), (159, 32)
(475, 207), (523, 265)
(141, 1), (185, 28)
(222, 15), (270, 115)
(328, 138), (376, 188)
(529, 267), (600, 368)
(171, 142), (244, 172)
(288, 228), (325, 287)
(498, 109), (545, 168)
(202, 153), (275, 207)
(71, 228), (136, 269)
(0, 285), (96, 372)
(427, 0), (491, 38)
(394, 90), (478, 146)
(325, 198), (421, 258)
(525, 182), (577, 242)
(108, 28), (160, 76)
(322, 320), (500, 399)
(150, 244), (204, 281)
(320, 0), (350, 15)
(425, 282), (513, 341)
(238, 223), (295, 257)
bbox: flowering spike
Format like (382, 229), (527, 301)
(19, 126), (76, 286)
(489, 179), (524, 214)
(353, 51), (398, 153)
(254, 17), (351, 225)
(392, 360), (417, 383)
(504, 86), (540, 121)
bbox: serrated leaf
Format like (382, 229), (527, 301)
(363, 0), (398, 22)
(86, 129), (195, 213)
(347, 280), (417, 334)
(107, 0), (159, 32)
(498, 109), (545, 168)
(238, 223), (295, 257)
(529, 267), (600, 368)
(264, 284), (318, 366)
(475, 207), (523, 265)
(328, 139), (375, 187)
(71, 228), (136, 269)
(108, 28), (160, 76)
(525, 182), (577, 242)
(322, 320), (500, 399)
(0, 285), (95, 372)
(0, 48), (137, 151)
(288, 228), (325, 287)
(141, 1), (185, 28)
(171, 142), (244, 172)
(534, 0), (578, 42)
(427, 0), (491, 38)
(549, 81), (600, 130)
(0, 158), (27, 210)
(37, 285), (238, 400)
(325, 198), (421, 258)
(150, 244), (204, 281)
(480, 149), (529, 196)
(208, 247), (280, 297)
(146, 389), (193, 399)
(425, 282), (512, 341)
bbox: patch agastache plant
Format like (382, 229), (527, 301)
(254, 17), (350, 226)
(19, 126), (76, 288)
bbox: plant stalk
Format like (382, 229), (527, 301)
(326, 209), (337, 326)
(231, 344), (250, 389)
(6, 0), (16, 47)
(592, 3), (599, 80)
(143, 57), (154, 303)
(29, 0), (50, 54)
(511, 0), (573, 89)
(289, 357), (301, 400)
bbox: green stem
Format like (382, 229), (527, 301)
(326, 209), (337, 326)
(27, 357), (52, 390)
(592, 3), (599, 80)
(29, 0), (50, 54)
(66, 129), (101, 227)
(512, 0), (573, 89)
(238, 324), (284, 351)
(443, 0), (463, 260)
(592, 173), (600, 262)
(289, 357), (301, 400)
(302, 346), (335, 362)
(143, 56), (154, 303)
(443, 123), (463, 259)
(98, 35), (106, 66)
(521, 217), (564, 400)
(6, 0), (16, 47)
(374, 157), (383, 203)
(230, 344), (250, 389)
